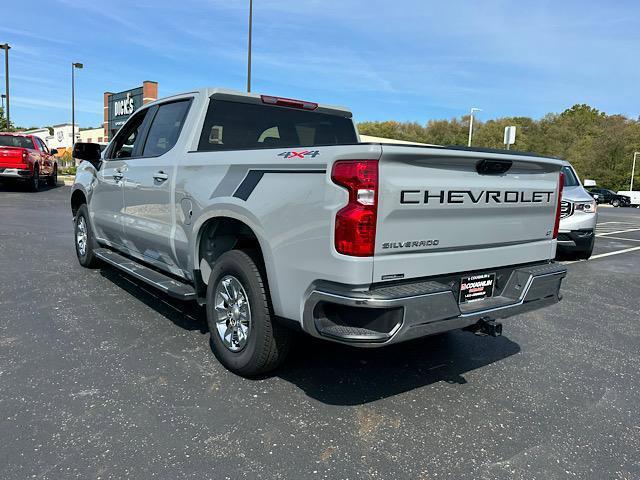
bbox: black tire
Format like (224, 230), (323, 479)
(29, 166), (40, 192)
(206, 250), (291, 377)
(74, 204), (100, 268)
(576, 237), (595, 260)
(47, 165), (57, 187)
(612, 199), (620, 207)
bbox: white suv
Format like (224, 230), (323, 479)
(557, 162), (597, 259)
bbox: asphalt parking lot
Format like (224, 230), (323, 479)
(1, 184), (639, 480)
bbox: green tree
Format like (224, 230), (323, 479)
(357, 104), (640, 191)
(0, 106), (14, 131)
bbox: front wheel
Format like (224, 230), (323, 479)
(206, 250), (291, 377)
(612, 199), (620, 207)
(74, 204), (100, 268)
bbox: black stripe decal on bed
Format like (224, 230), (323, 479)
(232, 169), (326, 201)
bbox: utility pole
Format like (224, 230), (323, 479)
(467, 107), (481, 147)
(1, 43), (11, 130)
(71, 62), (83, 149)
(247, 0), (253, 92)
(631, 152), (639, 191)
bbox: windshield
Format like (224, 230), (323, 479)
(562, 166), (580, 187)
(0, 135), (34, 149)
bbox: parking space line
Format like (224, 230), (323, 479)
(601, 236), (640, 243)
(596, 228), (640, 237)
(589, 246), (640, 260)
(562, 245), (640, 264)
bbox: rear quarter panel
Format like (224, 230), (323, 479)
(180, 144), (382, 321)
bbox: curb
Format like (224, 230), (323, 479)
(58, 175), (75, 186)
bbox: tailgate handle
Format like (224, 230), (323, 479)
(476, 159), (512, 175)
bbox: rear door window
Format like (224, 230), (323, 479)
(142, 100), (191, 157)
(198, 99), (357, 151)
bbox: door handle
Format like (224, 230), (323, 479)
(153, 171), (169, 181)
(112, 169), (124, 181)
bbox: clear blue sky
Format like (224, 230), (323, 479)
(2, 0), (639, 128)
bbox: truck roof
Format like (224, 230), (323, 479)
(0, 132), (34, 137)
(144, 87), (353, 118)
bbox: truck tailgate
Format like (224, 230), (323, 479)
(373, 146), (562, 282)
(0, 147), (27, 169)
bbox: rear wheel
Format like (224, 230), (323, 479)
(74, 204), (100, 268)
(612, 199), (620, 207)
(206, 250), (291, 377)
(29, 167), (40, 192)
(47, 165), (57, 187)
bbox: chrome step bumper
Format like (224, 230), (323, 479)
(302, 262), (567, 346)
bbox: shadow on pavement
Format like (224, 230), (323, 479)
(277, 331), (520, 405)
(0, 180), (60, 193)
(98, 264), (521, 405)
(99, 267), (208, 334)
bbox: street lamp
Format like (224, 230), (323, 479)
(247, 0), (253, 93)
(467, 107), (481, 147)
(71, 62), (83, 149)
(0, 43), (10, 130)
(631, 152), (639, 191)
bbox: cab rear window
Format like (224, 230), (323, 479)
(197, 99), (357, 151)
(0, 136), (34, 149)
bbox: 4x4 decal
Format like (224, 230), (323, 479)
(278, 150), (320, 159)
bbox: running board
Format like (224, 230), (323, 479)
(94, 248), (196, 300)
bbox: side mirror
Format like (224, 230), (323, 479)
(50, 148), (58, 155)
(73, 142), (102, 169)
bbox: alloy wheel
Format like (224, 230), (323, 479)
(214, 275), (252, 352)
(76, 216), (88, 256)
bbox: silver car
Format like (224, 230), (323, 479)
(557, 162), (597, 259)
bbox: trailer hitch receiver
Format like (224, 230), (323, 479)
(464, 317), (503, 337)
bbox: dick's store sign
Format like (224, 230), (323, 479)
(107, 87), (143, 137)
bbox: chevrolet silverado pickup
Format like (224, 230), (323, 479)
(70, 88), (567, 376)
(0, 133), (58, 191)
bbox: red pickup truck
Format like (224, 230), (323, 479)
(0, 133), (59, 191)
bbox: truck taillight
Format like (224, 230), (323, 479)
(553, 171), (564, 239)
(331, 160), (378, 257)
(22, 150), (29, 164)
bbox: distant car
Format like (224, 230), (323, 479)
(0, 133), (59, 191)
(557, 162), (597, 259)
(616, 190), (640, 208)
(586, 188), (630, 207)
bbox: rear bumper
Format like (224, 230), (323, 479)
(302, 262), (567, 347)
(0, 167), (32, 178)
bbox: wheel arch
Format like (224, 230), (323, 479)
(192, 212), (279, 311)
(70, 188), (87, 217)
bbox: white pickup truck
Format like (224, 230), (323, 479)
(71, 88), (567, 376)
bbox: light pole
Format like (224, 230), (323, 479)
(0, 43), (10, 130)
(1, 93), (5, 112)
(467, 107), (481, 147)
(71, 62), (83, 149)
(247, 0), (253, 92)
(631, 152), (639, 191)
